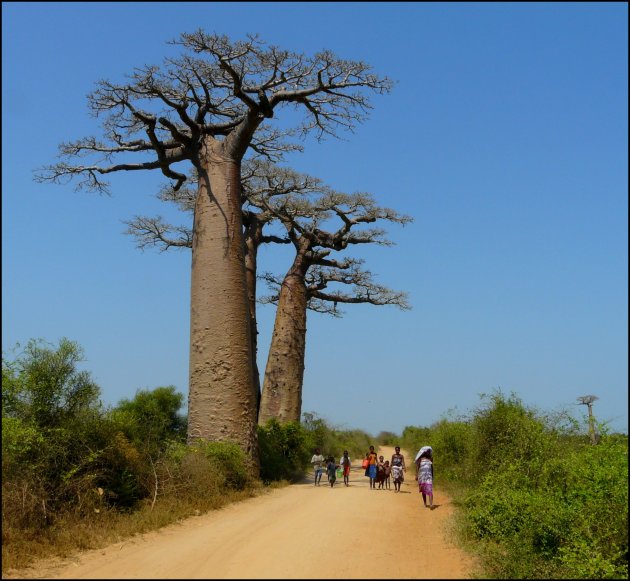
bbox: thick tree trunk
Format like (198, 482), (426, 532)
(259, 254), (309, 425)
(187, 137), (259, 471)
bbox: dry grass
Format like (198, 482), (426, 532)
(2, 478), (277, 574)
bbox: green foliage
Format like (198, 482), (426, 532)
(301, 411), (373, 461)
(1, 340), (247, 534)
(400, 424), (431, 455)
(258, 419), (311, 482)
(401, 389), (628, 579)
(2, 417), (46, 468)
(192, 440), (251, 490)
(376, 430), (397, 445)
(400, 416), (476, 481)
(256, 413), (375, 483)
(468, 391), (549, 480)
(2, 339), (108, 520)
(111, 386), (186, 452)
(2, 338), (101, 428)
(89, 386), (187, 507)
(301, 412), (329, 451)
(2, 357), (22, 417)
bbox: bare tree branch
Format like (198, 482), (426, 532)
(255, 183), (412, 317)
(259, 262), (410, 316)
(36, 31), (392, 192)
(124, 158), (319, 251)
(124, 216), (192, 251)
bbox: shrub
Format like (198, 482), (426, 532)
(422, 390), (629, 579)
(258, 419), (311, 482)
(111, 386), (186, 453)
(2, 338), (101, 428)
(193, 440), (251, 490)
(301, 412), (374, 461)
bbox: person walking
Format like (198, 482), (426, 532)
(326, 456), (338, 488)
(311, 448), (325, 486)
(366, 445), (378, 489)
(382, 460), (391, 490)
(415, 446), (434, 508)
(391, 446), (406, 492)
(376, 455), (386, 489)
(340, 450), (351, 486)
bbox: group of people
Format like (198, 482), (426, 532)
(310, 444), (435, 508)
(310, 449), (352, 487)
(362, 445), (407, 492)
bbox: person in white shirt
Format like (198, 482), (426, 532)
(311, 448), (325, 486)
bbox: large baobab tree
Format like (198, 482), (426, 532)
(126, 163), (410, 426)
(36, 31), (392, 468)
(125, 159), (323, 411)
(256, 191), (411, 424)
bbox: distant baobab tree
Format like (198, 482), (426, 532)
(577, 394), (599, 445)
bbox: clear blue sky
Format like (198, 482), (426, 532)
(3, 2), (628, 435)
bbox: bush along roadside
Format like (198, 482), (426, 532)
(400, 390), (628, 579)
(2, 339), (375, 574)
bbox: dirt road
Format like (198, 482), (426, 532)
(8, 447), (475, 579)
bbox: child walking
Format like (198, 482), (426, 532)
(340, 450), (351, 486)
(383, 460), (391, 489)
(311, 448), (325, 486)
(326, 456), (339, 488)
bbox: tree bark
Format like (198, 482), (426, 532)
(244, 220), (262, 412)
(187, 136), (259, 470)
(259, 252), (309, 424)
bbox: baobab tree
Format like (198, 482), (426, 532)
(36, 31), (392, 469)
(258, 259), (410, 424)
(126, 163), (410, 425)
(125, 159), (324, 410)
(256, 191), (412, 424)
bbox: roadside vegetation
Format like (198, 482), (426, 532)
(400, 391), (628, 579)
(3, 339), (626, 578)
(1, 338), (372, 573)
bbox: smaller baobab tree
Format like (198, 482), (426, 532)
(256, 190), (412, 425)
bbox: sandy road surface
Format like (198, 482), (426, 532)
(6, 447), (475, 579)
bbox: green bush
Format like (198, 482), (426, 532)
(153, 440), (252, 503)
(2, 339), (112, 521)
(111, 386), (187, 453)
(256, 414), (376, 483)
(193, 440), (251, 490)
(301, 412), (374, 461)
(402, 390), (628, 579)
(258, 419), (311, 482)
(2, 338), (101, 428)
